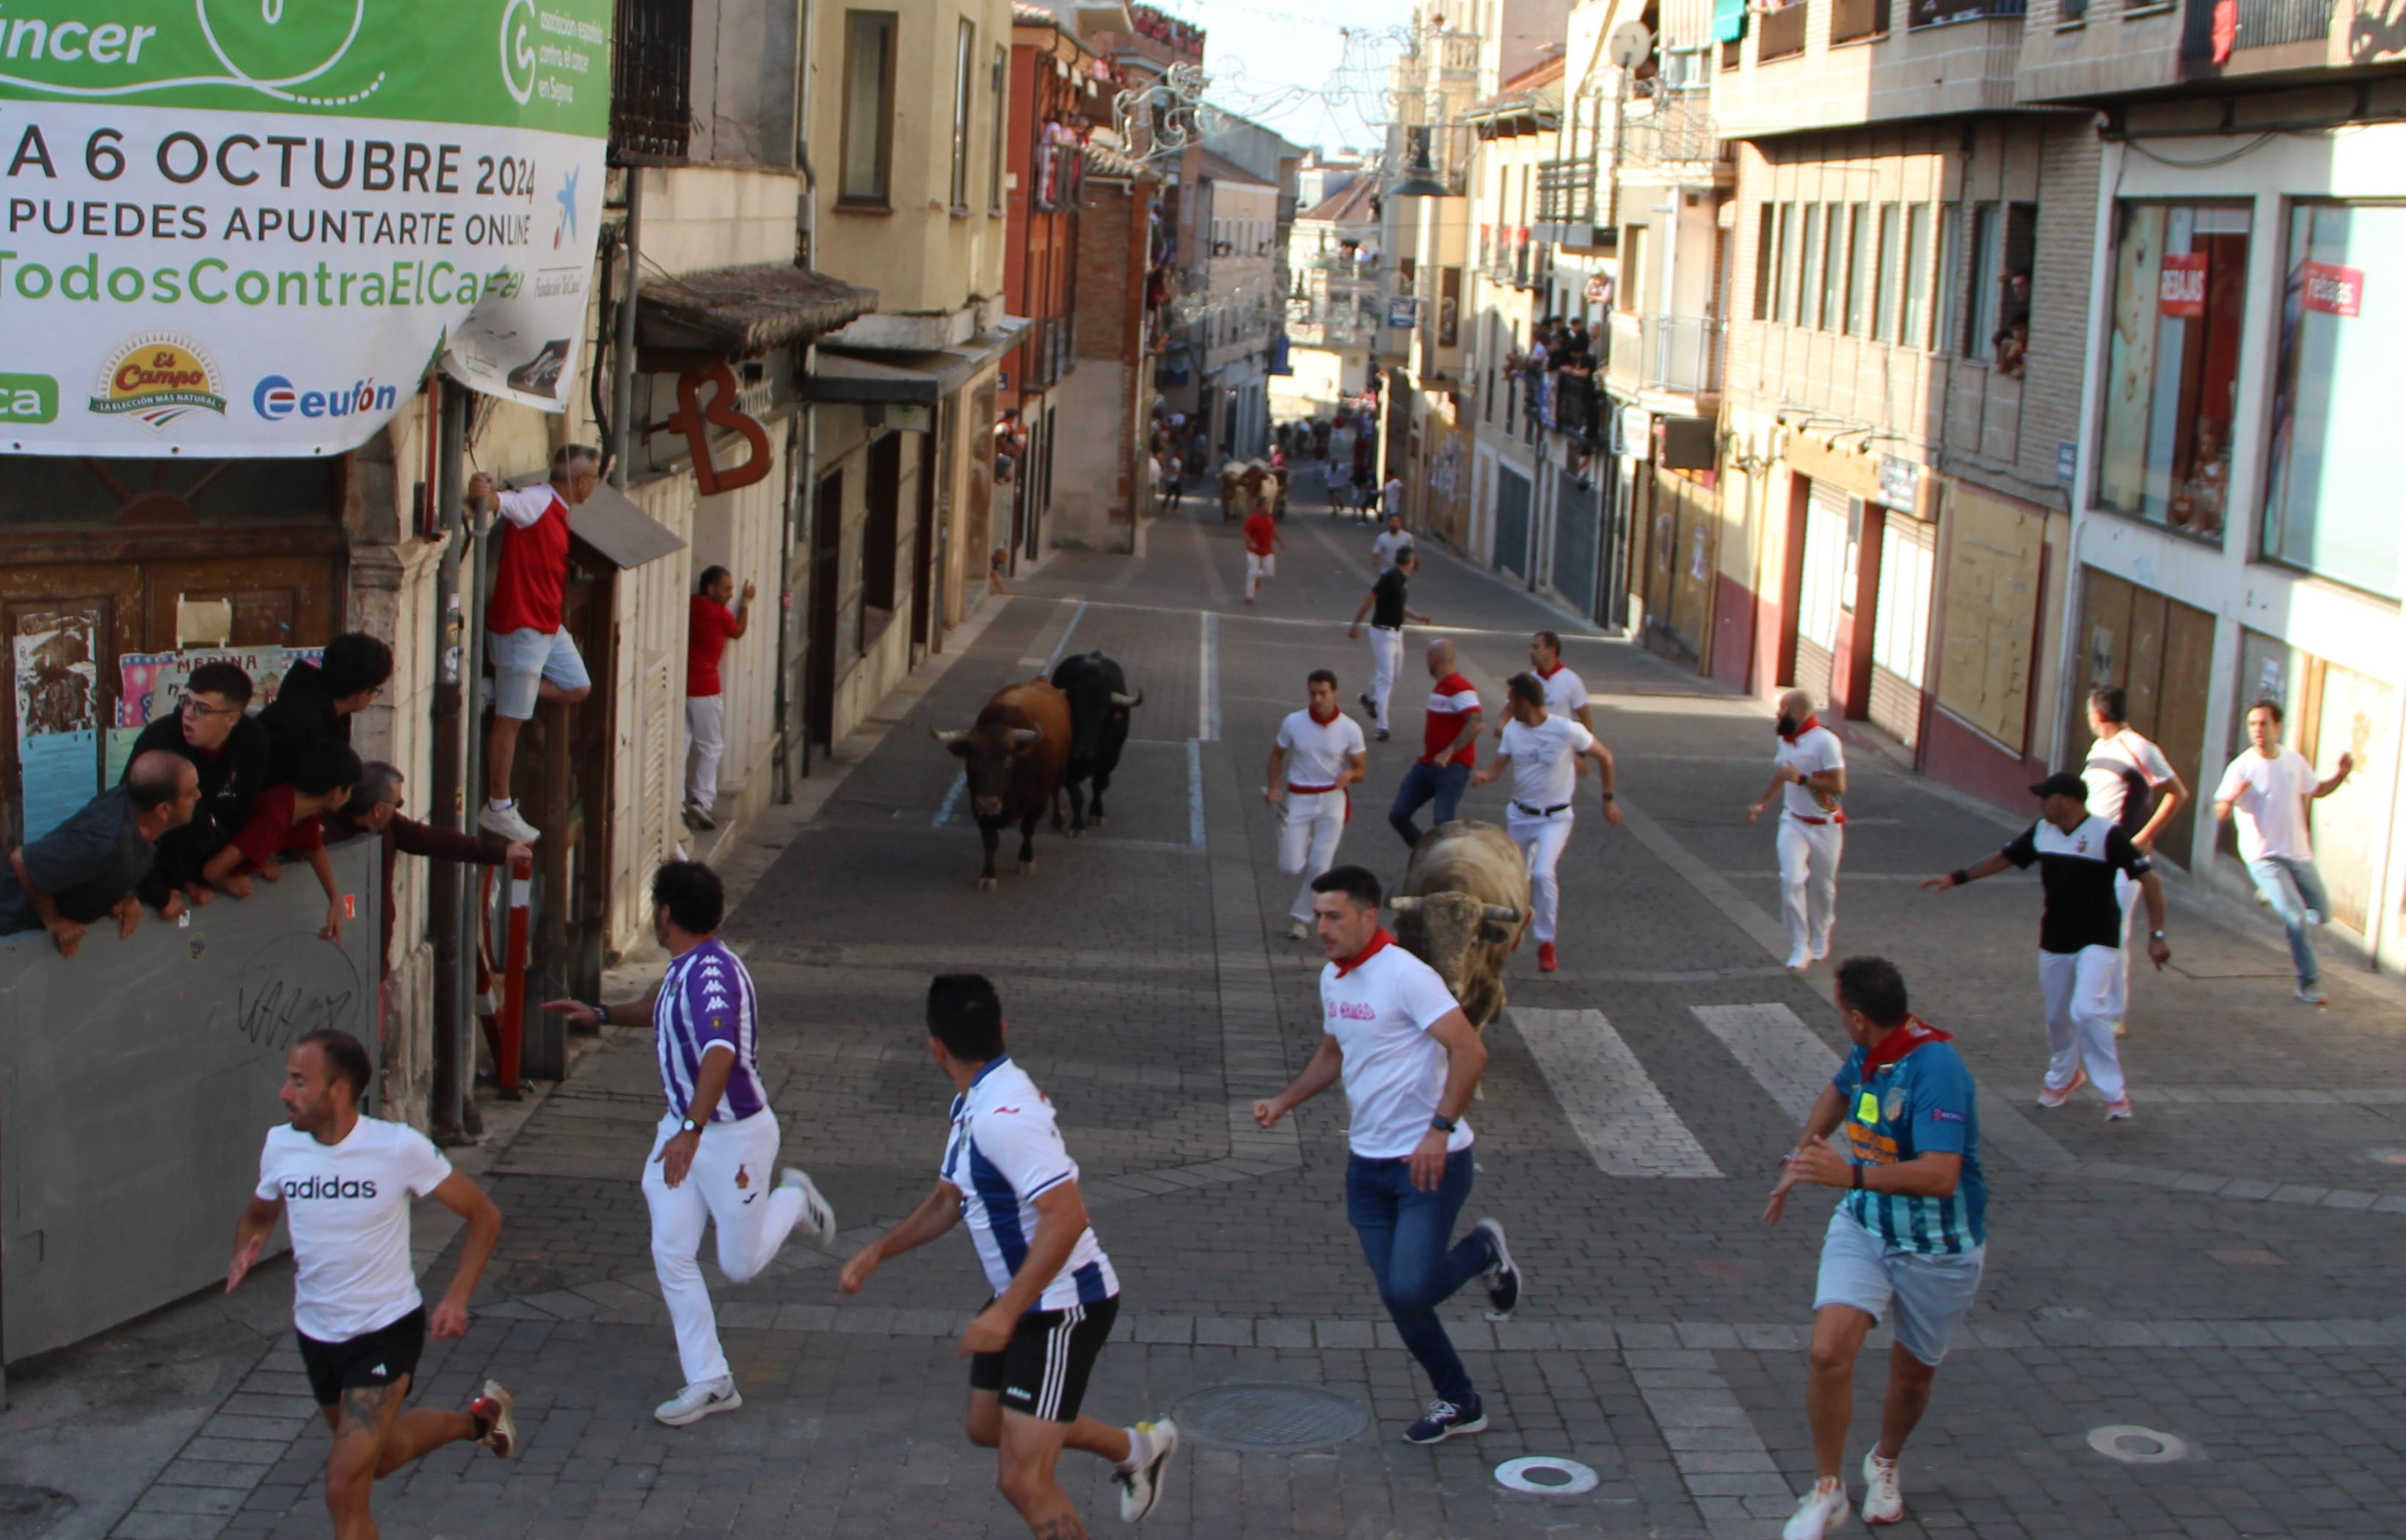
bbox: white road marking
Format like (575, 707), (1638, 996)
(1690, 1004), (1841, 1123)
(1199, 610), (1219, 741)
(1043, 599), (1089, 669)
(933, 774), (965, 827)
(1509, 1007), (1724, 1178)
(1187, 739), (1205, 849)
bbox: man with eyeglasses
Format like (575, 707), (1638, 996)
(124, 662), (270, 920)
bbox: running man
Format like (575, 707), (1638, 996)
(1268, 671), (1370, 942)
(2081, 686), (2189, 1029)
(1253, 866), (1520, 1445)
(1348, 547), (1430, 742)
(1371, 510), (1415, 572)
(1388, 638), (1483, 849)
(1472, 673), (1619, 974)
(1921, 773), (2170, 1120)
(1762, 958), (1985, 1539)
(842, 974), (1180, 1535)
(1527, 631), (1593, 734)
(227, 1029), (517, 1540)
(1748, 690), (1848, 971)
(541, 861), (836, 1425)
(1242, 497), (1285, 604)
(2213, 698), (2353, 1006)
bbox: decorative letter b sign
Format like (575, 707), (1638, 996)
(666, 362), (773, 495)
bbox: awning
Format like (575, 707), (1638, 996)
(507, 474), (685, 569)
(801, 320), (1032, 405)
(1714, 0), (1749, 42)
(637, 263), (878, 360)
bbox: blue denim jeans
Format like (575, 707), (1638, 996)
(1345, 1150), (1494, 1408)
(1388, 759), (1471, 848)
(2247, 855), (2330, 988)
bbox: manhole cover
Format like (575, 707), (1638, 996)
(0, 1484), (75, 1539)
(2088, 1425), (2190, 1464)
(1174, 1382), (1370, 1451)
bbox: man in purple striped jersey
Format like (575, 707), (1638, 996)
(543, 861), (836, 1426)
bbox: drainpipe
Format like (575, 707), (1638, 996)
(451, 410), (494, 1142)
(780, 0), (817, 793)
(613, 170), (644, 490)
(428, 382), (473, 1144)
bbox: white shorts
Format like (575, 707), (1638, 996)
(1814, 1208), (1986, 1367)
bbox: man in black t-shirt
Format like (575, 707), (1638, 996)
(0, 752), (200, 956)
(1922, 773), (2170, 1123)
(1346, 549), (1432, 742)
(124, 660), (270, 918)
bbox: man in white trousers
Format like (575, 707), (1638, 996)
(1267, 671), (1370, 941)
(543, 860), (838, 1425)
(1748, 690), (1848, 971)
(1922, 774), (2170, 1122)
(1472, 674), (1619, 974)
(1349, 549), (1430, 742)
(685, 566), (754, 831)
(2079, 686), (2187, 1031)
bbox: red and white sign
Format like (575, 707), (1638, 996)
(2159, 252), (2209, 318)
(2300, 260), (2364, 317)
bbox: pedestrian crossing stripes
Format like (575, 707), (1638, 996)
(1689, 1003), (1842, 1124)
(1509, 1007), (1725, 1178)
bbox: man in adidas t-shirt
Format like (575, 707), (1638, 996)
(1388, 638), (1484, 849)
(2080, 687), (2189, 1029)
(842, 975), (1179, 1534)
(1472, 673), (1620, 974)
(1922, 773), (2170, 1121)
(228, 1029), (518, 1537)
(1267, 670), (1370, 941)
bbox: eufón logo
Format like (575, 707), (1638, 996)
(88, 333), (226, 430)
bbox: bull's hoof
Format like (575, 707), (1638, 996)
(1017, 858), (1036, 875)
(977, 876), (998, 891)
(1090, 812), (1107, 826)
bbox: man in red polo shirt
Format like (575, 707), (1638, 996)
(466, 446), (601, 843)
(1241, 498), (1283, 604)
(684, 566), (755, 831)
(1387, 638), (1482, 849)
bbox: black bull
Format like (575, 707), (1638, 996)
(1048, 652), (1142, 835)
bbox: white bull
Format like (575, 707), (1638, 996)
(1387, 819), (1531, 1031)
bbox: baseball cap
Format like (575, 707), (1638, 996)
(2028, 771), (2088, 800)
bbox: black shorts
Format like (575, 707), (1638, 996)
(967, 1294), (1119, 1423)
(296, 1307), (426, 1408)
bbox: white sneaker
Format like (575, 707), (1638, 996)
(781, 1167), (837, 1247)
(655, 1376), (741, 1426)
(1785, 949), (1812, 971)
(1810, 939), (1831, 962)
(1116, 1417), (1180, 1522)
(1861, 1450), (1903, 1525)
(1784, 1477), (1851, 1540)
(2296, 985), (2327, 1006)
(1288, 919), (1310, 941)
(480, 802), (540, 842)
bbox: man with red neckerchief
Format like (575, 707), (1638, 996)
(1765, 957), (1986, 1539)
(1749, 689), (1849, 971)
(1266, 671), (1368, 941)
(1241, 500), (1284, 603)
(1253, 864), (1520, 1448)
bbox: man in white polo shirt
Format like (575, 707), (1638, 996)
(1254, 865), (1520, 1447)
(1748, 689), (1848, 971)
(2213, 697), (2354, 1005)
(1266, 670), (1371, 941)
(1472, 673), (1619, 974)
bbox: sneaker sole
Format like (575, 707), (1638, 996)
(1404, 1414), (1488, 1445)
(1120, 1421), (1180, 1522)
(655, 1391), (743, 1427)
(1475, 1218), (1520, 1321)
(781, 1168), (838, 1247)
(478, 1380), (518, 1458)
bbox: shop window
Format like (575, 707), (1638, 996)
(2094, 202), (2250, 540)
(2262, 202), (2405, 596)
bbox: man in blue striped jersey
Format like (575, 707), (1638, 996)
(842, 974), (1179, 1536)
(1763, 957), (1986, 1539)
(542, 861), (836, 1427)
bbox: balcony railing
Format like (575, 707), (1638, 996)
(1536, 158), (1598, 229)
(1833, 0), (1893, 41)
(1548, 372), (1608, 446)
(2181, 0), (2335, 56)
(610, 0), (693, 163)
(1759, 2), (1809, 59)
(1611, 314), (1725, 395)
(1907, 0), (2027, 26)
(1620, 90), (1720, 167)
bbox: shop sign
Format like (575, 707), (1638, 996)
(1878, 453), (1919, 516)
(2300, 261), (2363, 318)
(1619, 406), (1653, 458)
(666, 362), (773, 496)
(0, 0), (614, 457)
(2159, 253), (2209, 318)
(1386, 296), (1421, 329)
(2057, 440), (2077, 483)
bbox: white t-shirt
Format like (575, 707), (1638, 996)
(1319, 939), (1473, 1159)
(1371, 529), (1415, 570)
(1536, 663), (1589, 718)
(255, 1117), (453, 1343)
(1776, 723), (1847, 820)
(2214, 746), (2318, 862)
(1500, 714), (1595, 811)
(1381, 479), (1405, 516)
(2083, 730), (2174, 827)
(1277, 708), (1366, 791)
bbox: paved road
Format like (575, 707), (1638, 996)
(25, 486), (2406, 1540)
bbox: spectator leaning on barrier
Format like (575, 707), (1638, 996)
(125, 660), (271, 920)
(203, 743), (362, 944)
(0, 751), (200, 957)
(258, 633), (395, 786)
(323, 762), (528, 982)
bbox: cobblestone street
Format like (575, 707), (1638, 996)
(22, 495), (2406, 1540)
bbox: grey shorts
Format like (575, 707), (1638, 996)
(487, 626), (590, 718)
(1814, 1208), (1986, 1366)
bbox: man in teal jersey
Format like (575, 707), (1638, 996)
(1765, 957), (1984, 1539)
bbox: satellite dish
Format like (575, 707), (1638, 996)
(1608, 23), (1653, 69)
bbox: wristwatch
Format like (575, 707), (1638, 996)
(1599, 791), (1615, 801)
(594, 1001), (610, 1026)
(1429, 1114), (1457, 1134)
(2149, 930), (2166, 941)
(679, 1117), (701, 1134)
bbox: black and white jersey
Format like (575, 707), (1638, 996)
(2001, 815), (2151, 955)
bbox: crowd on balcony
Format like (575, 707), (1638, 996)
(1512, 315), (1604, 439)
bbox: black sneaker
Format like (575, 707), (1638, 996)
(1360, 691), (1376, 711)
(1375, 728), (1391, 742)
(1404, 1397), (1487, 1445)
(1473, 1217), (1520, 1320)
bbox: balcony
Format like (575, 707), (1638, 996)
(1619, 90), (1724, 175)
(1834, 0), (1893, 41)
(1722, 0), (2026, 136)
(1548, 372), (1609, 446)
(1607, 313), (1725, 398)
(2182, 0), (2332, 56)
(2022, 0), (2396, 102)
(610, 0), (693, 164)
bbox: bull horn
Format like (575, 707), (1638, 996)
(930, 727), (966, 745)
(1010, 728), (1043, 747)
(1112, 690), (1143, 707)
(1385, 895), (1423, 913)
(1481, 904), (1521, 924)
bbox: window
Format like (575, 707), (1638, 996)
(1753, 204), (1776, 321)
(1964, 202), (2036, 368)
(2262, 202), (2402, 594)
(1621, 225), (1649, 313)
(1439, 266), (1462, 347)
(1845, 204), (1871, 335)
(1798, 205), (1823, 329)
(988, 45), (1007, 211)
(1873, 204), (1901, 342)
(839, 12), (897, 205)
(2094, 202), (2250, 540)
(1822, 203), (1848, 331)
(1932, 203), (1960, 353)
(1773, 203), (1793, 323)
(1902, 204), (1931, 348)
(1965, 204), (2001, 357)
(949, 20), (975, 211)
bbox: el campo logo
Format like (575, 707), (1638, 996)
(90, 333), (227, 429)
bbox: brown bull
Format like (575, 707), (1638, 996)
(1388, 820), (1531, 1030)
(933, 679), (1072, 888)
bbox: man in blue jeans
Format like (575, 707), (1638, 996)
(1253, 864), (1523, 1445)
(1388, 639), (1484, 849)
(2214, 698), (2355, 1005)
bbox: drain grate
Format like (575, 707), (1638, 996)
(1174, 1382), (1370, 1451)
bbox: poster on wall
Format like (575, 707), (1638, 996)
(117, 646), (325, 729)
(0, 0), (614, 456)
(14, 613), (100, 840)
